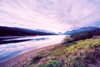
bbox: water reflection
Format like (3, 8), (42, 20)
(0, 37), (48, 44)
(0, 39), (33, 44)
(35, 38), (48, 41)
(0, 35), (69, 62)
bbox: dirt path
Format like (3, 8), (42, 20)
(0, 44), (59, 67)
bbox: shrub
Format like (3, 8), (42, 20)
(52, 49), (64, 56)
(64, 41), (77, 47)
(84, 53), (97, 64)
(66, 45), (77, 55)
(38, 64), (46, 67)
(30, 56), (43, 64)
(38, 61), (63, 67)
(67, 51), (100, 67)
(46, 61), (63, 67)
(65, 38), (100, 55)
(65, 37), (74, 43)
(68, 57), (87, 67)
(70, 31), (93, 41)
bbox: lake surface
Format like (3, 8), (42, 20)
(0, 35), (69, 63)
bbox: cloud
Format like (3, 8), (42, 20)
(0, 0), (100, 33)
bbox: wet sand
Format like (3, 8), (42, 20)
(0, 44), (59, 67)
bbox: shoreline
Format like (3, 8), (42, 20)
(0, 43), (60, 67)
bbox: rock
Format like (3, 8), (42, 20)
(48, 56), (57, 60)
(23, 62), (26, 64)
(68, 59), (70, 61)
(39, 57), (50, 64)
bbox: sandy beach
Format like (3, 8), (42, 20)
(0, 43), (59, 67)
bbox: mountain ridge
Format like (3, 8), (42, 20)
(0, 26), (57, 36)
(64, 27), (100, 35)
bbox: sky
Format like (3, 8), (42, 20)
(0, 0), (100, 33)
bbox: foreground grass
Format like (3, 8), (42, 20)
(66, 38), (100, 55)
(28, 38), (100, 67)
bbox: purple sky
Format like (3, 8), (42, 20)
(0, 0), (100, 33)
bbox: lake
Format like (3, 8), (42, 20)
(0, 35), (69, 63)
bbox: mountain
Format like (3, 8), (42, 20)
(35, 29), (56, 34)
(64, 27), (99, 35)
(0, 26), (57, 36)
(58, 32), (63, 35)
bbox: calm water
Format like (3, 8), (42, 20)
(0, 35), (69, 62)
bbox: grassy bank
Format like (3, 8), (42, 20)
(28, 36), (100, 67)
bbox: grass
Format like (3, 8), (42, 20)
(38, 60), (63, 67)
(28, 38), (100, 67)
(68, 56), (87, 67)
(66, 38), (100, 55)
(52, 46), (66, 56)
(67, 51), (100, 67)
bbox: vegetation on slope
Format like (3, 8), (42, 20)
(28, 32), (100, 67)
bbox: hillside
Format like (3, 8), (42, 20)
(0, 26), (57, 36)
(27, 32), (100, 67)
(64, 27), (99, 35)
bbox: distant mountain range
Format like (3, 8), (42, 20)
(58, 32), (63, 35)
(1, 26), (100, 36)
(0, 26), (57, 36)
(64, 27), (100, 35)
(35, 29), (56, 34)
